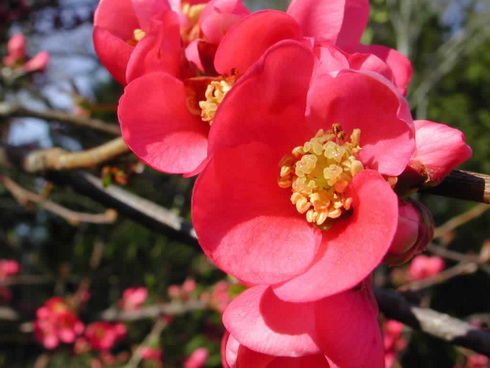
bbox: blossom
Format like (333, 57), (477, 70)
(34, 297), (84, 349)
(93, 0), (249, 85)
(2, 34), (49, 72)
(84, 321), (126, 351)
(400, 120), (472, 188)
(221, 281), (384, 368)
(383, 320), (407, 368)
(0, 259), (19, 280)
(184, 347), (209, 368)
(192, 40), (415, 302)
(408, 255), (445, 281)
(119, 286), (148, 311)
(383, 199), (435, 266)
(117, 0), (412, 175)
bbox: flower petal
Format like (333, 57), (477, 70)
(126, 10), (181, 83)
(192, 143), (322, 285)
(209, 40), (314, 156)
(223, 285), (321, 357)
(214, 10), (303, 75)
(118, 72), (208, 174)
(273, 170), (398, 302)
(93, 26), (134, 85)
(94, 0), (139, 40)
(287, 0), (369, 52)
(315, 283), (385, 368)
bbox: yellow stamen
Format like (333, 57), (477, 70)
(199, 75), (237, 124)
(278, 125), (364, 227)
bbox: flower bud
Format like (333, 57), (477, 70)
(7, 34), (26, 61)
(384, 199), (434, 265)
(408, 255), (445, 281)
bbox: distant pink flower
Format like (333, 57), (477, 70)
(168, 279), (197, 301)
(2, 34), (49, 73)
(408, 255), (445, 281)
(84, 322), (126, 351)
(222, 281), (384, 367)
(119, 287), (148, 311)
(400, 120), (472, 188)
(34, 297), (84, 349)
(0, 259), (19, 280)
(184, 347), (209, 368)
(141, 346), (163, 361)
(383, 320), (407, 368)
(193, 41), (414, 302)
(200, 280), (231, 313)
(23, 51), (49, 72)
(384, 199), (435, 266)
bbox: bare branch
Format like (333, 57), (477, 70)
(0, 102), (121, 135)
(375, 288), (490, 356)
(434, 203), (489, 238)
(421, 171), (490, 204)
(1, 175), (118, 225)
(23, 138), (130, 172)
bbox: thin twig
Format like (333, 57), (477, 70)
(0, 175), (118, 225)
(434, 203), (489, 238)
(0, 102), (121, 135)
(125, 318), (167, 368)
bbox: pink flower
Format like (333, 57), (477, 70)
(384, 199), (435, 266)
(117, 0), (412, 176)
(400, 120), (472, 188)
(84, 322), (126, 351)
(184, 347), (209, 368)
(0, 259), (20, 280)
(200, 280), (231, 313)
(93, 0), (249, 85)
(408, 255), (445, 281)
(383, 320), (407, 368)
(141, 346), (163, 361)
(34, 297), (84, 349)
(222, 281), (384, 368)
(119, 287), (148, 311)
(2, 34), (49, 73)
(192, 41), (414, 302)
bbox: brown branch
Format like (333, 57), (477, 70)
(434, 203), (489, 238)
(0, 102), (121, 135)
(22, 137), (129, 172)
(375, 288), (490, 356)
(1, 175), (117, 225)
(422, 170), (490, 204)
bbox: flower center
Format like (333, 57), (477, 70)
(127, 29), (146, 46)
(278, 125), (364, 227)
(181, 3), (207, 44)
(199, 74), (237, 124)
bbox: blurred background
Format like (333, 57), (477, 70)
(0, 0), (489, 367)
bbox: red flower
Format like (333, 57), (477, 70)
(192, 41), (414, 302)
(408, 255), (445, 281)
(34, 297), (84, 349)
(84, 321), (126, 351)
(119, 286), (148, 311)
(117, 0), (412, 175)
(221, 281), (384, 368)
(93, 0), (249, 85)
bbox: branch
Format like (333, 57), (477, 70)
(375, 288), (490, 356)
(421, 170), (490, 204)
(22, 138), (129, 172)
(1, 176), (117, 225)
(0, 102), (121, 135)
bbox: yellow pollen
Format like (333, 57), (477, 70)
(182, 3), (207, 23)
(278, 125), (364, 227)
(199, 75), (237, 124)
(133, 29), (146, 42)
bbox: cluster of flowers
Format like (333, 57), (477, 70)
(93, 0), (472, 366)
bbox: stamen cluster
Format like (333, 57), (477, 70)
(278, 125), (364, 227)
(199, 75), (237, 123)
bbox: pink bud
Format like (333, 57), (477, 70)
(407, 120), (472, 186)
(184, 347), (209, 368)
(408, 255), (445, 281)
(384, 199), (435, 265)
(7, 34), (26, 61)
(23, 51), (49, 72)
